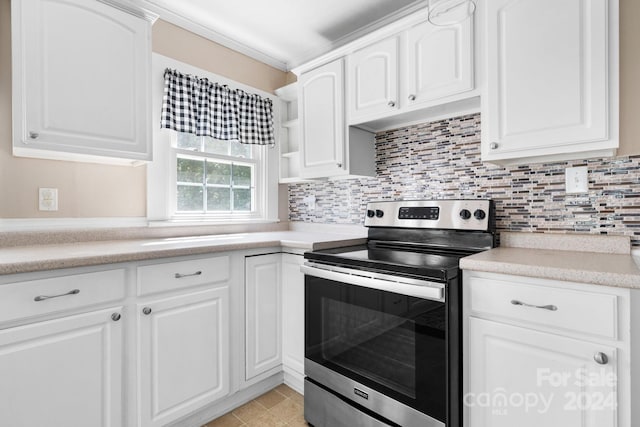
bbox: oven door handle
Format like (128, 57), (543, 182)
(301, 263), (445, 302)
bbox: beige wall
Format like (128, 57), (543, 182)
(152, 20), (288, 94)
(617, 0), (640, 156)
(0, 0), (637, 219)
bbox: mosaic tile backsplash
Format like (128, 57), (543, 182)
(287, 113), (640, 247)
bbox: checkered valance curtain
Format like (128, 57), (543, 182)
(161, 68), (275, 146)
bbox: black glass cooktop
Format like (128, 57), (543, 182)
(304, 244), (465, 282)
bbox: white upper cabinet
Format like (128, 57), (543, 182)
(298, 59), (377, 179)
(348, 36), (400, 122)
(299, 59), (347, 178)
(482, 0), (618, 165)
(12, 0), (154, 164)
(405, 18), (474, 107)
(345, 15), (475, 127)
(299, 58), (344, 177)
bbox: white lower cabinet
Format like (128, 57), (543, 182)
(0, 249), (310, 426)
(137, 287), (229, 427)
(464, 271), (631, 427)
(468, 317), (616, 427)
(0, 307), (123, 427)
(281, 253), (305, 390)
(245, 253), (282, 380)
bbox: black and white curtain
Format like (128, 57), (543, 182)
(161, 68), (275, 146)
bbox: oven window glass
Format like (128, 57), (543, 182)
(306, 276), (447, 421)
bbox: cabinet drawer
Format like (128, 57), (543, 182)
(0, 269), (126, 325)
(468, 276), (618, 340)
(137, 255), (230, 296)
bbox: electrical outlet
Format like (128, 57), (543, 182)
(39, 188), (58, 211)
(303, 195), (316, 210)
(565, 167), (589, 194)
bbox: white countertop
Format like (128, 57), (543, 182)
(461, 233), (640, 289)
(0, 231), (366, 275)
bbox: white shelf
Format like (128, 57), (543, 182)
(282, 119), (299, 128)
(277, 82), (311, 183)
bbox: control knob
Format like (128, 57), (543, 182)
(367, 210), (375, 218)
(375, 210), (384, 218)
(474, 209), (486, 220)
(459, 209), (472, 220)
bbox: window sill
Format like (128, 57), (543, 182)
(147, 218), (281, 228)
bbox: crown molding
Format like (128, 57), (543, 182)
(130, 0), (289, 71)
(129, 0), (428, 72)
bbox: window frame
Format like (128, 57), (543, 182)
(169, 133), (265, 220)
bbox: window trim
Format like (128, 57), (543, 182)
(147, 53), (280, 225)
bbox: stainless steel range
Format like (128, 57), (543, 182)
(301, 200), (496, 427)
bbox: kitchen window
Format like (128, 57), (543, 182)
(147, 54), (279, 224)
(174, 132), (258, 215)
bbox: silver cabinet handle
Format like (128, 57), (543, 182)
(387, 101), (396, 107)
(490, 142), (499, 150)
(111, 313), (121, 322)
(174, 271), (202, 279)
(34, 289), (80, 302)
(511, 299), (558, 311)
(408, 94), (416, 101)
(142, 307), (152, 315)
(594, 352), (608, 365)
(29, 131), (39, 139)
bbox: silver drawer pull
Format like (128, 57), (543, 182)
(511, 299), (558, 311)
(174, 271), (202, 279)
(34, 289), (80, 302)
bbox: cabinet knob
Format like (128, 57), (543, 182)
(387, 101), (396, 107)
(336, 162), (343, 168)
(111, 313), (121, 322)
(490, 142), (499, 150)
(408, 94), (416, 101)
(594, 352), (608, 365)
(29, 131), (39, 139)
(142, 307), (152, 315)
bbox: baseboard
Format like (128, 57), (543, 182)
(283, 367), (304, 395)
(167, 372), (284, 427)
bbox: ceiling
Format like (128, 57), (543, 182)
(134, 0), (428, 71)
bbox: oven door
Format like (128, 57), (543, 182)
(302, 262), (451, 427)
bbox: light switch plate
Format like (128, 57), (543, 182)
(565, 167), (589, 194)
(39, 188), (58, 211)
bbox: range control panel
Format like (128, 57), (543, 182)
(398, 206), (440, 220)
(364, 200), (493, 231)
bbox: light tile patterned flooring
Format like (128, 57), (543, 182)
(202, 384), (306, 427)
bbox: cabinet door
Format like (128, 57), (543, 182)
(299, 59), (345, 178)
(483, 0), (612, 162)
(348, 36), (399, 123)
(12, 0), (151, 162)
(467, 317), (616, 427)
(0, 308), (123, 427)
(138, 287), (229, 427)
(405, 18), (473, 106)
(281, 253), (305, 379)
(245, 254), (282, 380)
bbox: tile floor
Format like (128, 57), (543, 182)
(202, 384), (306, 427)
